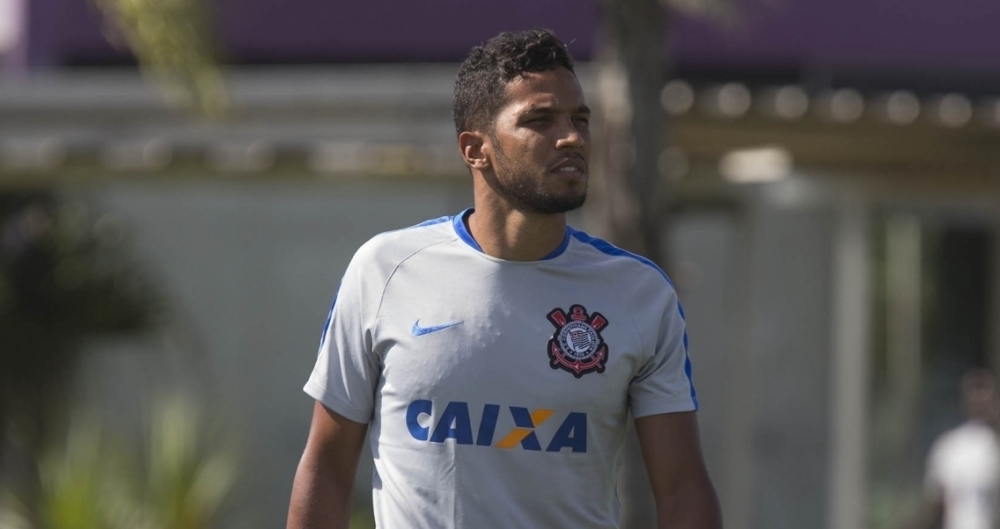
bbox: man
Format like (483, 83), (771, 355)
(287, 29), (722, 529)
(907, 369), (1000, 529)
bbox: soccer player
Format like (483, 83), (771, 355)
(905, 369), (1000, 529)
(287, 29), (722, 529)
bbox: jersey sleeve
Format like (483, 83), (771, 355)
(303, 245), (381, 424)
(627, 277), (699, 418)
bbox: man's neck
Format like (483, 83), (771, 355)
(466, 203), (567, 261)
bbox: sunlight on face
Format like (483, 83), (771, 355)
(486, 67), (591, 215)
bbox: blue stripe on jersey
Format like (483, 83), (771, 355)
(568, 228), (698, 409)
(567, 228), (675, 287)
(452, 208), (571, 260)
(413, 215), (452, 228)
(318, 293), (338, 354)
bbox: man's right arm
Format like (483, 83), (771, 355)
(899, 499), (944, 529)
(287, 401), (369, 529)
(898, 444), (945, 529)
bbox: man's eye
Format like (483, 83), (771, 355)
(574, 117), (590, 126)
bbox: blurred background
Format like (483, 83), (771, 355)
(2, 0), (1000, 528)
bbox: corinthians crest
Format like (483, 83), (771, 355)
(546, 304), (609, 378)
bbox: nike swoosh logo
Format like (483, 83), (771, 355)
(412, 319), (464, 337)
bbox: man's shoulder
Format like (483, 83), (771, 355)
(351, 214), (458, 269)
(566, 226), (676, 291)
(929, 422), (994, 463)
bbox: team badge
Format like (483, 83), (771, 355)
(546, 304), (609, 378)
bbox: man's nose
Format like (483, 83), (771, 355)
(556, 123), (585, 149)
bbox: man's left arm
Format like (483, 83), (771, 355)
(635, 411), (723, 529)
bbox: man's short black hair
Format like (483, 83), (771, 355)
(453, 29), (575, 137)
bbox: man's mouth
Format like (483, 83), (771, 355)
(550, 158), (588, 176)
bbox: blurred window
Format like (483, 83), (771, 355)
(869, 210), (995, 528)
(0, 0), (21, 55)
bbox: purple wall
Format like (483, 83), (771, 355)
(21, 0), (111, 68)
(672, 0), (1000, 69)
(17, 0), (1000, 71)
(213, 0), (599, 63)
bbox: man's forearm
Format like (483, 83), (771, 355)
(636, 412), (723, 529)
(897, 498), (943, 529)
(288, 403), (369, 529)
(287, 456), (355, 529)
(655, 476), (723, 529)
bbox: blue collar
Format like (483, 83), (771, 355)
(452, 208), (570, 261)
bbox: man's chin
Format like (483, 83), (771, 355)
(531, 193), (587, 215)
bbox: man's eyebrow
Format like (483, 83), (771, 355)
(520, 104), (592, 115)
(520, 104), (554, 114)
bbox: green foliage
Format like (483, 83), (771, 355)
(35, 420), (124, 529)
(143, 396), (237, 529)
(3, 397), (237, 529)
(93, 0), (227, 117)
(0, 193), (159, 461)
(663, 0), (738, 24)
(349, 506), (375, 529)
(0, 194), (157, 336)
(0, 192), (161, 529)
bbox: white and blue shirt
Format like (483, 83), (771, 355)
(925, 420), (1000, 529)
(305, 209), (697, 529)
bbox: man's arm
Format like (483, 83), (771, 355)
(635, 411), (723, 529)
(287, 401), (369, 529)
(897, 497), (944, 529)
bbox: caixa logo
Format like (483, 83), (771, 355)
(406, 400), (587, 453)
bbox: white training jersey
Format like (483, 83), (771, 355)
(304, 209), (697, 529)
(925, 420), (1000, 529)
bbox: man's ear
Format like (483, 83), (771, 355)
(459, 131), (491, 170)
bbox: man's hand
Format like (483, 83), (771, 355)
(287, 401), (369, 529)
(636, 411), (723, 529)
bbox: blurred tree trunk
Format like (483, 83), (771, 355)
(590, 0), (671, 263)
(589, 0), (730, 526)
(589, 2), (671, 526)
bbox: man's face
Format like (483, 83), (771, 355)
(484, 67), (591, 215)
(964, 380), (999, 422)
